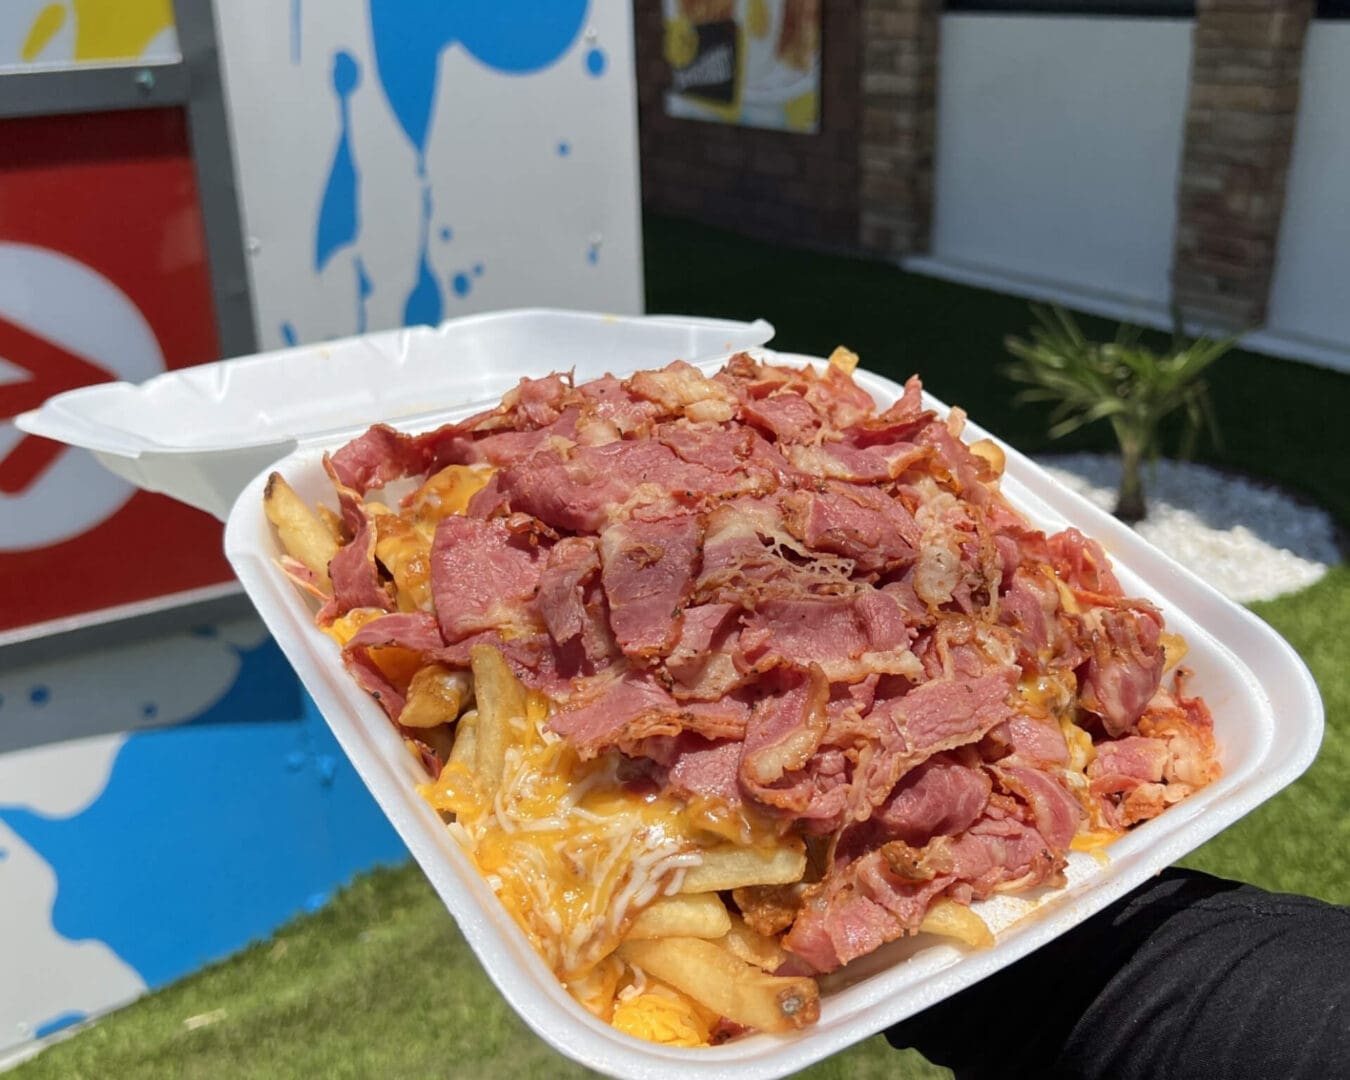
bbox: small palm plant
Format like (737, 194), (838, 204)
(1003, 305), (1233, 523)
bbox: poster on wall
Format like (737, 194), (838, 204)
(214, 0), (644, 351)
(662, 0), (820, 133)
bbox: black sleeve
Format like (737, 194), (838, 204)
(885, 868), (1350, 1080)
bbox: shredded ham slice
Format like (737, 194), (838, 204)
(301, 354), (1222, 986)
(429, 516), (547, 644)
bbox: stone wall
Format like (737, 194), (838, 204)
(1173, 0), (1315, 326)
(637, 1), (1323, 334)
(857, 0), (941, 257)
(634, 1), (863, 248)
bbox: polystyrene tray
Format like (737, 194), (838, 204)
(224, 350), (1322, 1080)
(16, 310), (773, 521)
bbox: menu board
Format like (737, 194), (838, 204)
(663, 0), (821, 133)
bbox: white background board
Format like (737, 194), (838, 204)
(213, 0), (644, 353)
(1264, 22), (1350, 354)
(926, 15), (1192, 314)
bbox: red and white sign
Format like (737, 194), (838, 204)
(0, 109), (232, 634)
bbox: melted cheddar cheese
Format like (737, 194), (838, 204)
(419, 697), (782, 987)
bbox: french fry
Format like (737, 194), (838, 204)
(470, 645), (528, 797)
(447, 708), (478, 771)
(679, 840), (806, 894)
(316, 503), (346, 544)
(968, 438), (1006, 477)
(398, 665), (471, 729)
(1161, 631), (1189, 673)
(718, 912), (788, 972)
(827, 345), (859, 374)
(625, 893), (731, 941)
(263, 472), (337, 588)
(618, 937), (819, 1034)
(919, 899), (993, 949)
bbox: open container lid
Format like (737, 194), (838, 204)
(16, 309), (774, 520)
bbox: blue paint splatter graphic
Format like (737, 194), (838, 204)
(0, 637), (405, 990)
(142, 703), (158, 719)
(451, 271), (471, 298)
(557, 140), (571, 157)
(439, 225), (453, 243)
(29, 686), (50, 706)
(280, 322), (299, 347)
(403, 185), (443, 326)
(355, 254), (374, 333)
(291, 0), (302, 64)
(189, 624), (218, 638)
(369, 1), (589, 156)
(473, 263), (484, 277)
(360, 1), (589, 332)
(34, 1012), (86, 1040)
(585, 46), (607, 77)
(0, 847), (8, 861)
(587, 246), (599, 265)
(315, 51), (362, 273)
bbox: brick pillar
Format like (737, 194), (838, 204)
(1172, 0), (1314, 327)
(857, 0), (940, 257)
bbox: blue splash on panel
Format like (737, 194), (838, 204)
(439, 225), (452, 243)
(473, 263), (483, 277)
(585, 46), (606, 77)
(0, 637), (406, 990)
(34, 1012), (86, 1040)
(451, 271), (471, 298)
(367, 1), (589, 329)
(557, 140), (571, 156)
(315, 51), (362, 273)
(403, 185), (442, 326)
(405, 252), (442, 326)
(368, 0), (590, 156)
(30, 686), (50, 706)
(355, 255), (374, 333)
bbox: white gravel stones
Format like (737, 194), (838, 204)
(1037, 453), (1341, 603)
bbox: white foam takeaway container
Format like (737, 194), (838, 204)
(221, 347), (1323, 1080)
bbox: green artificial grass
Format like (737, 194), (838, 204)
(1180, 563), (1350, 903)
(14, 214), (1348, 1079)
(9, 860), (946, 1080)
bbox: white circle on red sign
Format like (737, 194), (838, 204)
(0, 243), (165, 552)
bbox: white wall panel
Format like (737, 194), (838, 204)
(930, 15), (1192, 309)
(1264, 24), (1350, 351)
